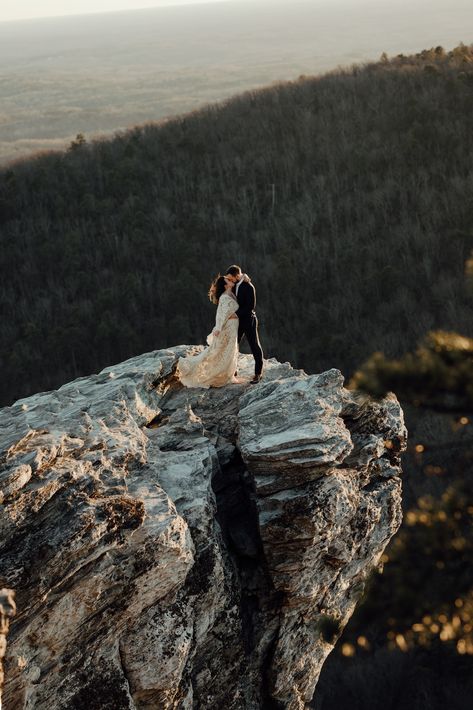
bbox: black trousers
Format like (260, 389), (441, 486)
(238, 314), (263, 376)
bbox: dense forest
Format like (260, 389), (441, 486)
(2, 44), (473, 407)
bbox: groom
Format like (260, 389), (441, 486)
(225, 265), (264, 384)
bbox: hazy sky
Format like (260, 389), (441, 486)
(0, 0), (437, 24)
(1, 0), (235, 22)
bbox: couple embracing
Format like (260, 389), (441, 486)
(177, 265), (264, 388)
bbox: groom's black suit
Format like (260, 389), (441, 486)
(234, 279), (263, 376)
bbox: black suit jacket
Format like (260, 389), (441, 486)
(235, 281), (256, 322)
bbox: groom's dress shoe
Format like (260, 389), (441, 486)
(250, 374), (262, 385)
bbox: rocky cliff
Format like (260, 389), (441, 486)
(0, 588), (15, 705)
(0, 348), (406, 709)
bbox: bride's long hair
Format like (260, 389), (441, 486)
(208, 275), (227, 304)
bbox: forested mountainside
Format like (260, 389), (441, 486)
(1, 44), (473, 406)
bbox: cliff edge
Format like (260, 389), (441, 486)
(0, 348), (406, 709)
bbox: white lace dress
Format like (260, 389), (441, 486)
(178, 293), (239, 388)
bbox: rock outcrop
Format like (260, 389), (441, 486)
(0, 589), (16, 704)
(0, 348), (406, 709)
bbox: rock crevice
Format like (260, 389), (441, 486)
(0, 349), (406, 709)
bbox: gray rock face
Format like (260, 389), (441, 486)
(0, 588), (16, 704)
(0, 348), (406, 710)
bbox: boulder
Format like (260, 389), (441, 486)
(0, 348), (406, 709)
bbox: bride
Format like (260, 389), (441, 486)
(177, 275), (239, 388)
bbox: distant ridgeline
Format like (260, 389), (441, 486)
(1, 43), (473, 406)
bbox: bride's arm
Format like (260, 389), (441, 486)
(213, 296), (235, 336)
(213, 298), (226, 336)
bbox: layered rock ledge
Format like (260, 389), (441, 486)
(0, 348), (406, 709)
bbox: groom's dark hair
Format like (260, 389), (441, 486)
(226, 265), (242, 277)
